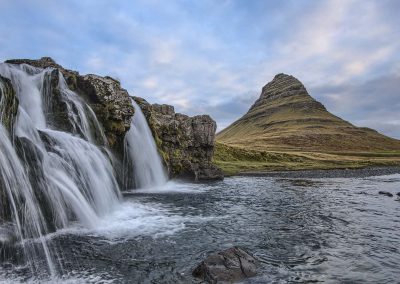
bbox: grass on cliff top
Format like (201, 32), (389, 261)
(213, 142), (400, 176)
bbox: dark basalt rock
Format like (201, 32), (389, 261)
(41, 68), (77, 133)
(378, 191), (393, 197)
(75, 74), (134, 151)
(193, 247), (257, 283)
(0, 75), (18, 134)
(134, 97), (223, 181)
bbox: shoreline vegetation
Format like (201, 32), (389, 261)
(214, 142), (400, 176)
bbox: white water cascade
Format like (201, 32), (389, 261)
(0, 124), (55, 275)
(124, 99), (168, 188)
(0, 63), (122, 276)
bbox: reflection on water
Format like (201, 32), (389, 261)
(2, 174), (400, 283)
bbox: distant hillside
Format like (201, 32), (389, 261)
(217, 73), (400, 152)
(215, 73), (400, 174)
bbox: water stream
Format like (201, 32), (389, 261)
(123, 99), (167, 189)
(2, 175), (400, 283)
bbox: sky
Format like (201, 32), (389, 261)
(1, 0), (399, 138)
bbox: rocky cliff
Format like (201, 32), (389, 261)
(134, 97), (223, 181)
(3, 57), (222, 181)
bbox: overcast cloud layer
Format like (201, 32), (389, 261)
(1, 0), (399, 138)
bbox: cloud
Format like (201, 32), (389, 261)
(0, 0), (399, 137)
(311, 74), (400, 138)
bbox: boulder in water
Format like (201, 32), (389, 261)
(192, 247), (257, 283)
(378, 191), (393, 197)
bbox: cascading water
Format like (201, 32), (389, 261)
(0, 124), (55, 275)
(0, 61), (170, 280)
(0, 63), (122, 277)
(124, 99), (168, 188)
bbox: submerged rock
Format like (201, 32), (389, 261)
(378, 191), (393, 197)
(134, 97), (223, 181)
(193, 247), (257, 283)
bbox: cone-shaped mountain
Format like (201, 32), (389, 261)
(217, 73), (400, 152)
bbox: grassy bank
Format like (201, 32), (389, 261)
(213, 142), (400, 176)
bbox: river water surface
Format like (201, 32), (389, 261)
(1, 174), (400, 283)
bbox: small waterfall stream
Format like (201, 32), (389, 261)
(124, 99), (168, 189)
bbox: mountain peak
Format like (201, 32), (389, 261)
(260, 73), (306, 100)
(250, 73), (324, 114)
(217, 74), (400, 152)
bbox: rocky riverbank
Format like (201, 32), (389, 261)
(237, 166), (400, 178)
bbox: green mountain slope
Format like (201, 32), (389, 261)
(217, 73), (400, 152)
(215, 74), (400, 174)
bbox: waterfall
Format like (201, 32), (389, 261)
(0, 124), (55, 275)
(0, 63), (121, 276)
(124, 99), (168, 188)
(0, 61), (170, 279)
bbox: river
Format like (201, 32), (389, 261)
(1, 174), (399, 283)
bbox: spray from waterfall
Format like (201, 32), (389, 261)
(124, 99), (168, 188)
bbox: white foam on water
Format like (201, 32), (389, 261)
(91, 201), (188, 239)
(128, 180), (208, 194)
